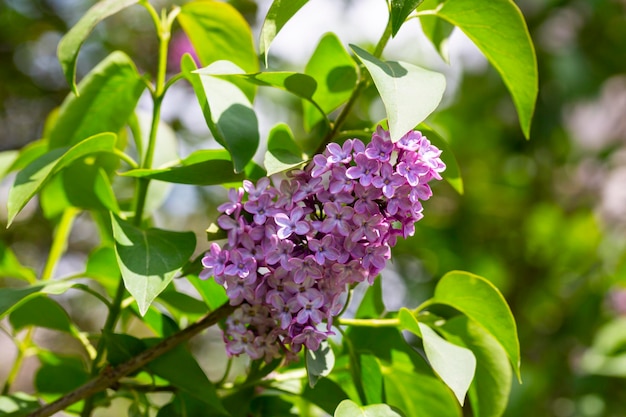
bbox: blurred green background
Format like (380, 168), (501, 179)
(1, 0), (626, 416)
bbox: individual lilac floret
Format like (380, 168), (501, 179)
(201, 126), (445, 361)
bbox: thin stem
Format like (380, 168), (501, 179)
(29, 304), (236, 417)
(41, 208), (78, 281)
(113, 149), (139, 170)
(215, 357), (233, 388)
(2, 328), (34, 395)
(336, 317), (400, 328)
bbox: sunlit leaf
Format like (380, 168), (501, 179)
(432, 0), (538, 138)
(264, 124), (305, 175)
(7, 133), (117, 226)
(440, 316), (512, 417)
(189, 60), (260, 173)
(334, 399), (402, 417)
(189, 277), (228, 311)
(178, 0), (257, 100)
(303, 33), (357, 131)
(306, 340), (335, 388)
(351, 45), (445, 142)
(259, 0), (309, 66)
(57, 0), (139, 94)
(9, 296), (72, 333)
(428, 271), (520, 380)
(121, 150), (245, 185)
(390, 0), (424, 36)
(0, 280), (75, 320)
(111, 215), (196, 316)
(419, 323), (476, 405)
(49, 51), (144, 149)
(0, 393), (40, 416)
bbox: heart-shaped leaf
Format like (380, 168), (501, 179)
(111, 215), (196, 316)
(264, 124), (305, 175)
(351, 45), (445, 143)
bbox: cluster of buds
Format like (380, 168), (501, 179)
(200, 127), (445, 361)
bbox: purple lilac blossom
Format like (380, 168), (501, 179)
(200, 127), (445, 361)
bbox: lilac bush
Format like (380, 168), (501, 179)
(201, 127), (445, 360)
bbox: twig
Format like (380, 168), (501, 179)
(28, 303), (236, 417)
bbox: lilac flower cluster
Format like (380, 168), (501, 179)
(200, 127), (445, 361)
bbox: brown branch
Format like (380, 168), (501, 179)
(28, 303), (236, 417)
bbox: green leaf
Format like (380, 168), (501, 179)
(2, 139), (47, 177)
(419, 323), (476, 405)
(351, 45), (445, 143)
(429, 271), (520, 380)
(259, 0), (309, 66)
(0, 280), (75, 320)
(111, 215), (196, 316)
(157, 392), (220, 417)
(157, 287), (209, 320)
(0, 242), (36, 283)
(189, 277), (228, 311)
(102, 332), (146, 366)
(418, 0), (453, 62)
(144, 339), (227, 413)
(130, 305), (180, 338)
(264, 124), (305, 175)
(399, 308), (476, 405)
(347, 326), (461, 416)
(85, 246), (120, 294)
(302, 377), (350, 415)
(35, 352), (89, 394)
(178, 0), (258, 100)
(303, 33), (357, 132)
(0, 393), (40, 417)
(9, 296), (72, 333)
(360, 353), (383, 405)
(305, 340), (335, 388)
(383, 364), (461, 417)
(440, 316), (512, 417)
(390, 0), (424, 37)
(190, 61), (260, 173)
(56, 0), (139, 94)
(121, 150), (245, 185)
(419, 124), (463, 193)
(49, 51), (144, 149)
(355, 278), (384, 319)
(7, 132), (116, 226)
(0, 151), (18, 180)
(433, 0), (537, 138)
(398, 307), (422, 337)
(334, 399), (402, 417)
